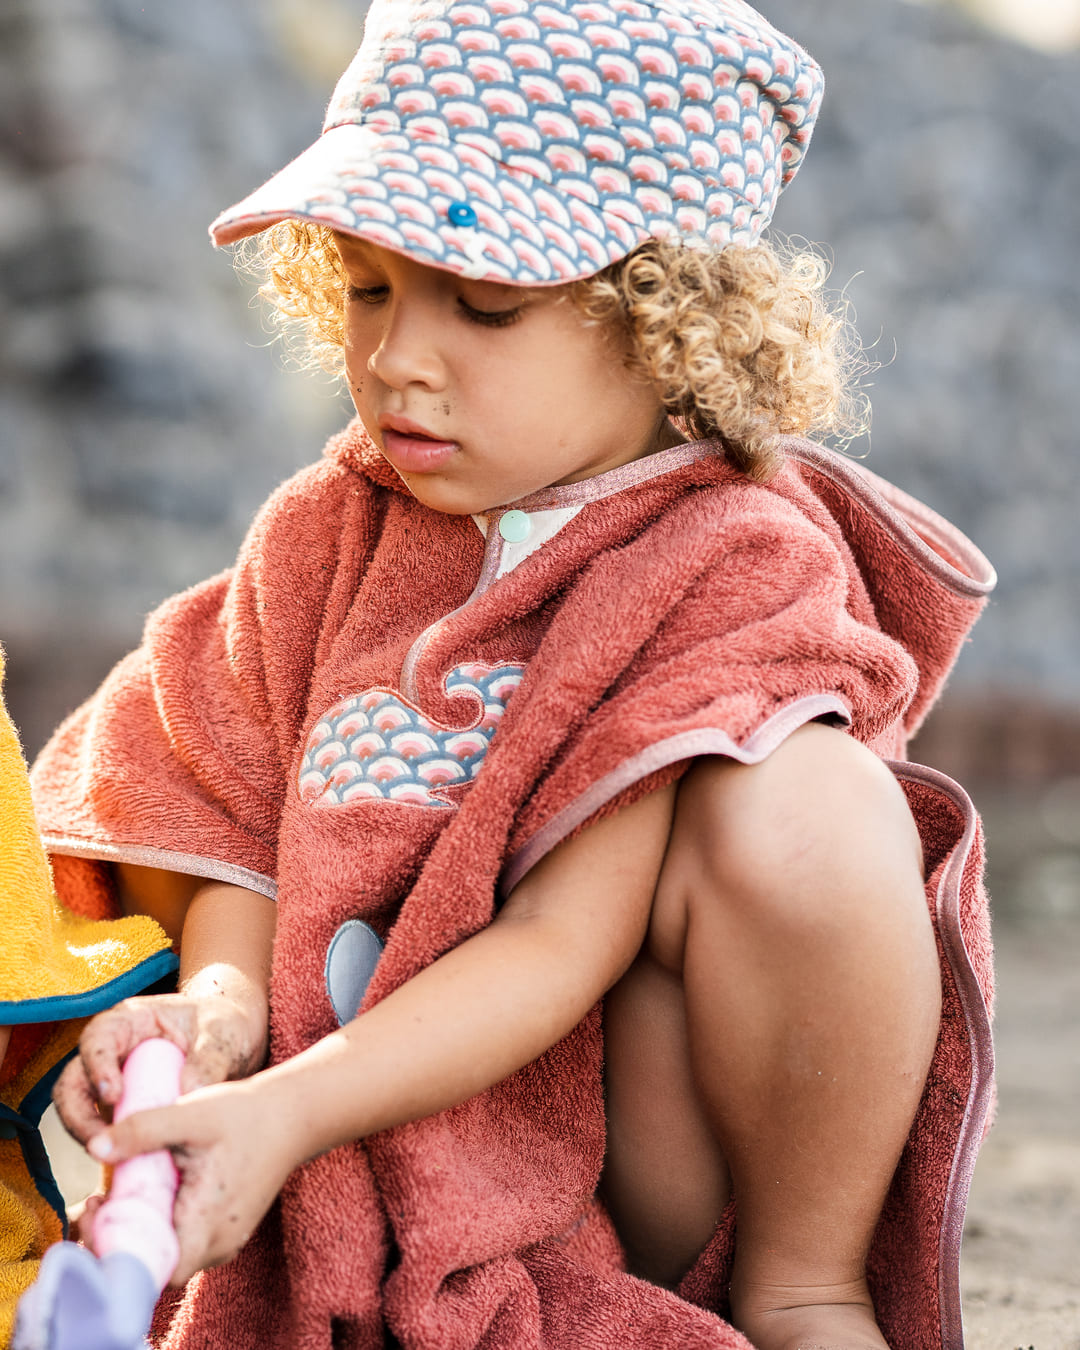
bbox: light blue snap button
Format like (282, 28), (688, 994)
(448, 201), (478, 228)
(499, 510), (531, 543)
(325, 920), (384, 1026)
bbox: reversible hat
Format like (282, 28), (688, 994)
(210, 0), (824, 284)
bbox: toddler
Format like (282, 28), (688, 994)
(39, 1), (996, 1348)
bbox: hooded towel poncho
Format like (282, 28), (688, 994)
(30, 427), (995, 1350)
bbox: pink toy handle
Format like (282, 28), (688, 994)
(91, 1038), (185, 1290)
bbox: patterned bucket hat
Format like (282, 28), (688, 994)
(210, 0), (824, 285)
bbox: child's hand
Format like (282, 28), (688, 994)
(86, 1078), (295, 1285)
(53, 991), (266, 1150)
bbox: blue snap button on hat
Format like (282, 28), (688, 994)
(447, 201), (477, 229)
(499, 510), (531, 544)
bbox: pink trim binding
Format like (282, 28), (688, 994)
(403, 438), (995, 705)
(39, 834), (278, 901)
(783, 440), (997, 597)
(887, 761), (994, 1350)
(490, 435), (994, 598)
(500, 440), (724, 514)
(499, 694), (850, 896)
(400, 528), (506, 704)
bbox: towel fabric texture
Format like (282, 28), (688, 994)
(30, 425), (996, 1350)
(0, 650), (177, 1346)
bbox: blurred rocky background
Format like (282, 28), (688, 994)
(2, 0), (1078, 1344)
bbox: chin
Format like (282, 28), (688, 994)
(397, 475), (489, 516)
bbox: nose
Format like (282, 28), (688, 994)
(366, 296), (447, 392)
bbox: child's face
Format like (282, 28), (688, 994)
(336, 234), (677, 514)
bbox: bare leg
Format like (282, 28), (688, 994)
(604, 724), (941, 1349)
(601, 952), (731, 1286)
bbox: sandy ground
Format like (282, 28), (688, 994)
(40, 918), (1079, 1348)
(959, 919), (1080, 1350)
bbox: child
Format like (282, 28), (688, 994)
(37, 0), (996, 1346)
(0, 649), (175, 1345)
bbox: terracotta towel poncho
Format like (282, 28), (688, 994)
(30, 426), (996, 1350)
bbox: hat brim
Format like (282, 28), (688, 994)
(209, 123), (652, 286)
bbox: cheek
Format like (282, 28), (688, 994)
(343, 318), (375, 381)
(346, 362), (374, 427)
(585, 340), (662, 423)
(546, 319), (635, 407)
(344, 342), (371, 405)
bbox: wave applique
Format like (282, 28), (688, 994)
(298, 662), (526, 808)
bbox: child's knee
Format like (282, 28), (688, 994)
(659, 724), (925, 946)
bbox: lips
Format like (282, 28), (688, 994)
(379, 416), (460, 474)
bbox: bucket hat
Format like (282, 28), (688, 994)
(210, 0), (824, 284)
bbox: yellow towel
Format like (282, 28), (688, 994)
(0, 1137), (62, 1347)
(0, 647), (177, 1346)
(0, 650), (173, 1013)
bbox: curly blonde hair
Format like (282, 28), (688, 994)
(236, 220), (867, 481)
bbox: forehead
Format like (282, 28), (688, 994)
(333, 231), (395, 269)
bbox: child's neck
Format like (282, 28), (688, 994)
(650, 416), (688, 457)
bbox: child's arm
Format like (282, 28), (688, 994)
(53, 876), (275, 1146)
(113, 862), (206, 946)
(88, 784), (677, 1285)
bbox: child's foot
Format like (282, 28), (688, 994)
(732, 1282), (890, 1350)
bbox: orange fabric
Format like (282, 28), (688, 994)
(0, 1028), (50, 1094)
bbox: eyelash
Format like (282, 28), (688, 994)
(346, 285), (524, 329)
(461, 299), (524, 328)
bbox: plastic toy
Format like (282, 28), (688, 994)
(12, 1038), (184, 1350)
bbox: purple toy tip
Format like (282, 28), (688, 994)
(13, 1241), (158, 1350)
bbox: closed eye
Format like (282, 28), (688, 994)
(348, 285), (387, 305)
(345, 283), (525, 327)
(457, 297), (525, 328)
